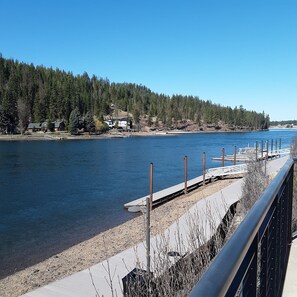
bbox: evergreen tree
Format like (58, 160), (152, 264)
(68, 108), (80, 135)
(84, 111), (95, 133)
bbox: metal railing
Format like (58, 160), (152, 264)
(189, 158), (295, 297)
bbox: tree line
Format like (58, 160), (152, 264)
(0, 54), (270, 134)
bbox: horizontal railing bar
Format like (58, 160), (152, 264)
(189, 158), (294, 297)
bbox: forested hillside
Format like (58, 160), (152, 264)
(0, 55), (270, 133)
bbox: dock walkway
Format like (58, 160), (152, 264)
(21, 156), (289, 297)
(124, 165), (245, 210)
(124, 148), (290, 210)
(213, 147), (290, 162)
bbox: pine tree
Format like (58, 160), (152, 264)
(84, 111), (95, 133)
(68, 108), (80, 135)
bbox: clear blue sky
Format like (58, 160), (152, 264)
(1, 0), (296, 121)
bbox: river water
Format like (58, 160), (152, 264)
(0, 129), (296, 278)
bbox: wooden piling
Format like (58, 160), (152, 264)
(184, 156), (188, 193)
(149, 162), (153, 210)
(203, 152), (206, 185)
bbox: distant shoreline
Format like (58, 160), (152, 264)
(0, 129), (262, 141)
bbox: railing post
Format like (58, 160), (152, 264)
(256, 141), (258, 162)
(242, 237), (258, 297)
(203, 152), (206, 185)
(234, 146), (237, 165)
(184, 155), (188, 193)
(222, 148), (225, 168)
(260, 231), (268, 297)
(149, 162), (153, 210)
(261, 140), (264, 160)
(271, 139), (274, 157)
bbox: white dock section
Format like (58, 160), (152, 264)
(21, 156), (289, 297)
(125, 147), (290, 209)
(124, 165), (245, 209)
(213, 147), (290, 162)
(124, 175), (205, 209)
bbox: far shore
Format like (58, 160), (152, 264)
(0, 128), (261, 141)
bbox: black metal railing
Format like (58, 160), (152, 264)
(189, 158), (295, 297)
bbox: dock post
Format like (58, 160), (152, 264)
(184, 156), (188, 193)
(234, 146), (237, 165)
(149, 162), (153, 210)
(266, 140), (269, 160)
(261, 140), (264, 160)
(276, 139), (278, 157)
(146, 197), (151, 276)
(203, 152), (206, 185)
(222, 148), (225, 168)
(255, 141), (258, 162)
(271, 139), (274, 157)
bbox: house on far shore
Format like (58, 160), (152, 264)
(27, 120), (66, 133)
(104, 118), (132, 130)
(27, 123), (43, 133)
(53, 121), (65, 132)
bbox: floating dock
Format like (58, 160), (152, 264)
(124, 147), (290, 211)
(124, 163), (248, 210)
(212, 147), (290, 162)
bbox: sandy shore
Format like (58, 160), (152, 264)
(0, 177), (240, 297)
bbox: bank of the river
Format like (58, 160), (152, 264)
(0, 128), (260, 141)
(0, 177), (238, 297)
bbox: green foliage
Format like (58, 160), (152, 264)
(47, 120), (55, 132)
(84, 111), (96, 133)
(68, 108), (80, 135)
(0, 55), (269, 132)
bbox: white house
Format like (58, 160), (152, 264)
(104, 118), (130, 129)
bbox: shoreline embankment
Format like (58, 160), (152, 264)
(0, 177), (239, 297)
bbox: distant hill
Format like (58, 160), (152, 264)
(0, 54), (270, 133)
(270, 120), (297, 126)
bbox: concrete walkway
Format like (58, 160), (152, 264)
(21, 156), (289, 297)
(283, 237), (297, 296)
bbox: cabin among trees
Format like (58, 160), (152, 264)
(27, 121), (65, 133)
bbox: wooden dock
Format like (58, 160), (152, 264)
(212, 148), (290, 162)
(124, 163), (248, 210)
(124, 147), (290, 211)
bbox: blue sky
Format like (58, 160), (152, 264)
(1, 0), (296, 121)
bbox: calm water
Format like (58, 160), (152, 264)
(0, 130), (296, 277)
